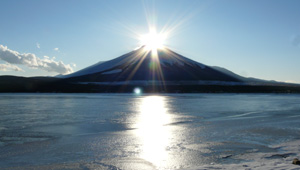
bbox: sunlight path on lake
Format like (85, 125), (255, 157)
(135, 96), (171, 167)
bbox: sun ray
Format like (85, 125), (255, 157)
(124, 50), (150, 81)
(103, 0), (211, 54)
(150, 49), (166, 91)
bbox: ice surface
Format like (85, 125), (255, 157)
(1, 94), (300, 169)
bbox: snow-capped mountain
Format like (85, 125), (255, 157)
(63, 46), (242, 84)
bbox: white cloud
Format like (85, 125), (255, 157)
(36, 43), (40, 49)
(0, 63), (23, 72)
(54, 47), (59, 51)
(0, 45), (73, 74)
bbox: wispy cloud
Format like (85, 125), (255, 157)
(54, 47), (59, 51)
(0, 63), (23, 72)
(36, 43), (40, 49)
(0, 45), (73, 74)
(291, 35), (300, 47)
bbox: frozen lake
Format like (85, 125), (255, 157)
(1, 93), (300, 169)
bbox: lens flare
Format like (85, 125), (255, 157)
(134, 87), (142, 95)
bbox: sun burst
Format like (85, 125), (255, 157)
(140, 27), (167, 51)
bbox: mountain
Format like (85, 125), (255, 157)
(63, 46), (241, 84)
(0, 46), (299, 93)
(0, 76), (59, 92)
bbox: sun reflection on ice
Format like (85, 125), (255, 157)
(136, 96), (171, 167)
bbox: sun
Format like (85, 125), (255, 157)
(140, 27), (167, 51)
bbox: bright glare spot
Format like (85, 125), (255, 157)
(140, 27), (167, 51)
(134, 87), (142, 95)
(136, 96), (171, 167)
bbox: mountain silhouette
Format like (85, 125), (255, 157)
(64, 46), (241, 84)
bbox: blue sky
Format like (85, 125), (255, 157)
(0, 0), (300, 83)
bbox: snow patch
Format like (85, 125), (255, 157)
(159, 58), (184, 66)
(102, 69), (122, 75)
(63, 51), (138, 78)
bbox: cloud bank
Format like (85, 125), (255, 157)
(0, 63), (23, 72)
(0, 45), (73, 74)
